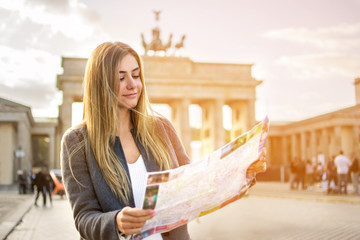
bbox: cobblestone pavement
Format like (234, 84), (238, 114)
(0, 189), (33, 240)
(0, 193), (31, 223)
(3, 182), (360, 240)
(188, 195), (360, 240)
(6, 196), (79, 240)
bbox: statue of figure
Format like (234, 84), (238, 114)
(175, 35), (186, 50)
(150, 27), (163, 51)
(141, 11), (184, 56)
(153, 10), (161, 22)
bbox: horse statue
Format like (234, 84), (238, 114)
(175, 35), (186, 50)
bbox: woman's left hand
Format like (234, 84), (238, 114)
(246, 148), (267, 178)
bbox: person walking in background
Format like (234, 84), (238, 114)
(34, 168), (47, 207)
(305, 160), (314, 190)
(289, 158), (298, 190)
(44, 169), (54, 206)
(296, 159), (306, 190)
(17, 170), (27, 194)
(350, 155), (359, 195)
(326, 156), (338, 194)
(334, 150), (351, 195)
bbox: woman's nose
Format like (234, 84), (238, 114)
(126, 75), (136, 89)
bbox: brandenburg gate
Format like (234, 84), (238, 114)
(56, 15), (261, 163)
(57, 55), (261, 160)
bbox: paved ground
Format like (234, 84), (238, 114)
(2, 182), (360, 240)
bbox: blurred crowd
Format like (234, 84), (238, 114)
(17, 167), (55, 207)
(289, 150), (359, 195)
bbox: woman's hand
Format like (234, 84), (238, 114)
(116, 207), (154, 236)
(246, 148), (267, 178)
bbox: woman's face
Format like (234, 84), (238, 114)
(117, 54), (142, 110)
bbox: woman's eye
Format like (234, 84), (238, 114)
(132, 75), (140, 79)
(120, 77), (125, 81)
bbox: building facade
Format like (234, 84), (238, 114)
(0, 98), (57, 185)
(265, 78), (360, 180)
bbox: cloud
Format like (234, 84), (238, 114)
(0, 45), (63, 118)
(0, 79), (61, 118)
(0, 0), (110, 118)
(0, 0), (107, 55)
(264, 23), (360, 51)
(0, 45), (62, 86)
(275, 54), (360, 80)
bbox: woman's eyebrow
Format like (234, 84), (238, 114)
(119, 67), (140, 74)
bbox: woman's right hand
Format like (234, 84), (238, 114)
(116, 207), (154, 236)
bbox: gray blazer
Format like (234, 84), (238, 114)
(61, 118), (191, 240)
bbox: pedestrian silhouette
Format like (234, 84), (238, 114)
(34, 168), (47, 207)
(44, 169), (54, 206)
(326, 156), (338, 194)
(350, 156), (359, 195)
(334, 150), (351, 195)
(17, 170), (27, 194)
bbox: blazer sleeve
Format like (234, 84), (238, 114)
(157, 118), (192, 240)
(158, 117), (191, 167)
(61, 128), (120, 240)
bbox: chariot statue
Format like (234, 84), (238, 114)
(141, 10), (186, 56)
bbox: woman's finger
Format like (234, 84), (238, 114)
(120, 227), (143, 236)
(122, 207), (154, 218)
(116, 207), (155, 235)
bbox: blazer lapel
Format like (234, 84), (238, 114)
(86, 139), (134, 210)
(131, 129), (160, 172)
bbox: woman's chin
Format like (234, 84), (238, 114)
(118, 102), (138, 110)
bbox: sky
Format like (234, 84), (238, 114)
(0, 0), (360, 123)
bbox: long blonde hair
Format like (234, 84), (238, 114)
(82, 42), (172, 203)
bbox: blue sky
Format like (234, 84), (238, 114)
(0, 0), (359, 122)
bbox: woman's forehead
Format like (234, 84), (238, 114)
(118, 54), (139, 72)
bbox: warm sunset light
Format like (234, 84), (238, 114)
(1, 0), (359, 122)
(0, 1), (359, 240)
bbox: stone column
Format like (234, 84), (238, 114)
(17, 121), (32, 171)
(169, 99), (191, 155)
(214, 99), (225, 149)
(334, 126), (342, 153)
(354, 125), (360, 159)
(291, 134), (297, 159)
(355, 77), (360, 105)
(199, 100), (225, 156)
(49, 132), (56, 170)
(320, 128), (329, 159)
(300, 132), (306, 160)
(247, 99), (256, 130)
(282, 136), (288, 165)
(228, 101), (247, 140)
(60, 94), (73, 138)
(310, 130), (316, 160)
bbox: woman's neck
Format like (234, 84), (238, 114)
(117, 108), (132, 136)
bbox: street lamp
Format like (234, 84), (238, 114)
(15, 146), (25, 170)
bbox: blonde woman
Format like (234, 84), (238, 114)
(61, 42), (266, 240)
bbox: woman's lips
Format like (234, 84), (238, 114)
(124, 93), (137, 97)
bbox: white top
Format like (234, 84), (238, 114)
(127, 156), (163, 240)
(334, 154), (351, 174)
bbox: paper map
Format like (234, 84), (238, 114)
(133, 116), (269, 239)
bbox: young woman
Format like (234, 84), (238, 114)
(61, 41), (266, 240)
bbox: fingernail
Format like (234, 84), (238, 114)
(150, 210), (156, 216)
